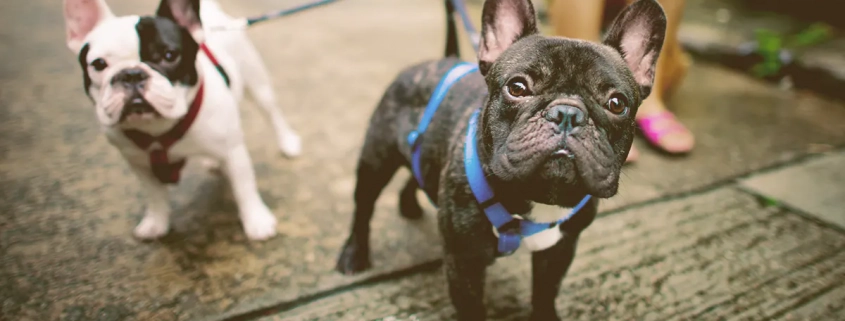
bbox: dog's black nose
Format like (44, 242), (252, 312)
(545, 105), (585, 133)
(111, 68), (148, 86)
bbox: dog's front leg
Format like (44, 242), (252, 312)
(529, 200), (598, 321)
(222, 144), (278, 240)
(528, 232), (581, 321)
(128, 164), (172, 240)
(444, 252), (489, 321)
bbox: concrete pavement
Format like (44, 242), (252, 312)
(267, 185), (845, 321)
(1, 0), (843, 320)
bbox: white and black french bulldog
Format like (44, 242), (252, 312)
(335, 0), (666, 319)
(63, 0), (302, 241)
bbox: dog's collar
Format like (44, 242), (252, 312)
(463, 109), (593, 255)
(120, 42), (225, 185)
(122, 81), (205, 184)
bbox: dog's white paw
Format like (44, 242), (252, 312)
(279, 132), (302, 158)
(241, 205), (278, 241)
(134, 214), (170, 240)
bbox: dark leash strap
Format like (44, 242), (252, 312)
(448, 0), (481, 52)
(209, 0), (343, 31)
(245, 0), (342, 27)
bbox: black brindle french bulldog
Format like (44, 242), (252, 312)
(336, 0), (666, 319)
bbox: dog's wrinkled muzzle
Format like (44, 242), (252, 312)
(95, 63), (189, 126)
(545, 104), (586, 159)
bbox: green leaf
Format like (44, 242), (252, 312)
(754, 29), (783, 56)
(788, 23), (833, 48)
(761, 196), (781, 207)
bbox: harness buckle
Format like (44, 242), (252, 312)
(490, 215), (524, 256)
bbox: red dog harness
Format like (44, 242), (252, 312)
(121, 43), (224, 184)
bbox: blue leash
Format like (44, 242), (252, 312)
(408, 62), (593, 256)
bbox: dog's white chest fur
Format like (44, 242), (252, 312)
(492, 225), (562, 252)
(491, 207), (573, 252)
(521, 228), (563, 252)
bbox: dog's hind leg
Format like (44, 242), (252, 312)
(444, 252), (490, 321)
(222, 144), (279, 241)
(336, 127), (403, 274)
(236, 40), (302, 157)
(398, 177), (423, 219)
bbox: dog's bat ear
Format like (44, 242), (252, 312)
(156, 0), (204, 43)
(63, 0), (115, 53)
(477, 0), (538, 76)
(602, 0), (667, 100)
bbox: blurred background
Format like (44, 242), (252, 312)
(1, 0), (843, 320)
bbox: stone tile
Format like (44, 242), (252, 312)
(739, 151), (845, 230)
(265, 187), (845, 321)
(776, 286), (845, 321)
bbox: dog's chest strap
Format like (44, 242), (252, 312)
(408, 62), (478, 189)
(122, 82), (205, 185)
(464, 110), (593, 255)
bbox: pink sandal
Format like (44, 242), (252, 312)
(636, 111), (694, 154)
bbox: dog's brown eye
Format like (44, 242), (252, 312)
(163, 50), (180, 62)
(605, 94), (628, 115)
(91, 58), (108, 72)
(505, 78), (531, 97)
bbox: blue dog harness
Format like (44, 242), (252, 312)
(464, 110), (593, 255)
(408, 62), (592, 256)
(409, 62), (479, 188)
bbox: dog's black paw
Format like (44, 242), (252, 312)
(528, 311), (561, 321)
(335, 238), (371, 275)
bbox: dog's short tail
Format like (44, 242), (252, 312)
(444, 0), (461, 58)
